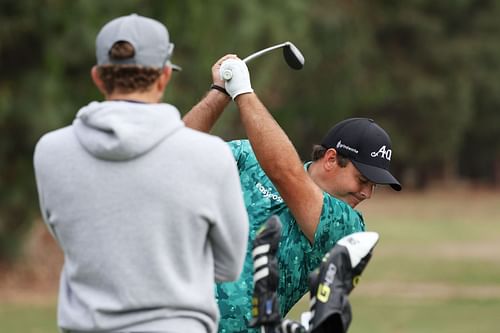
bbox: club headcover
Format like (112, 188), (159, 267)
(308, 231), (379, 333)
(279, 319), (308, 333)
(249, 215), (283, 328)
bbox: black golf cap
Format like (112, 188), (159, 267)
(321, 118), (402, 191)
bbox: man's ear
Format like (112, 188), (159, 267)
(91, 66), (107, 95)
(323, 148), (339, 171)
(157, 66), (173, 92)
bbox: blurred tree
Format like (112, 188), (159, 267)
(0, 0), (172, 260)
(275, 0), (500, 187)
(1, 0), (499, 260)
(456, 0), (500, 187)
(0, 0), (310, 260)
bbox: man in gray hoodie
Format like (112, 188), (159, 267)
(33, 14), (248, 333)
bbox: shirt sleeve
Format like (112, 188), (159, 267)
(309, 193), (366, 266)
(227, 139), (253, 169)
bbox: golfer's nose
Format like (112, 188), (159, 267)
(360, 183), (375, 199)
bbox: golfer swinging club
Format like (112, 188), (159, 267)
(183, 53), (401, 332)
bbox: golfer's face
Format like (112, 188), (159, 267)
(329, 161), (375, 208)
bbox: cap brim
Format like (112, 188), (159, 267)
(167, 61), (182, 71)
(351, 160), (402, 191)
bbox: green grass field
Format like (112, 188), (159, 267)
(1, 188), (499, 332)
(0, 303), (56, 333)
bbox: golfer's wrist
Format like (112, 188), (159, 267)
(210, 84), (230, 97)
(233, 91), (255, 102)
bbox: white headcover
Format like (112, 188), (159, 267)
(337, 231), (380, 268)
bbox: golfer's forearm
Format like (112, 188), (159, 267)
(236, 93), (303, 180)
(236, 93), (323, 242)
(183, 89), (230, 133)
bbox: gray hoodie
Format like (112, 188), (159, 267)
(33, 101), (248, 332)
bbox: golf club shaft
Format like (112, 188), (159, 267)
(243, 42), (289, 63)
(221, 42), (291, 81)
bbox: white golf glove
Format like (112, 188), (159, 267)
(219, 58), (254, 99)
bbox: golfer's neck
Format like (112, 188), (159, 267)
(106, 90), (163, 104)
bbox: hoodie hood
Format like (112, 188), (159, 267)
(73, 101), (183, 161)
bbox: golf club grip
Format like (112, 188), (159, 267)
(220, 50), (272, 81)
(221, 56), (253, 81)
(221, 68), (234, 80)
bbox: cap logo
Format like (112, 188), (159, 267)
(370, 145), (392, 161)
(336, 140), (358, 154)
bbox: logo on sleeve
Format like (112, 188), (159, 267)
(370, 145), (392, 160)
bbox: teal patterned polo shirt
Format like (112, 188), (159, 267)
(216, 140), (365, 333)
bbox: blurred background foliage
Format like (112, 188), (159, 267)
(1, 0), (499, 260)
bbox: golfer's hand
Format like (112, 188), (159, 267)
(220, 58), (254, 99)
(212, 54), (237, 88)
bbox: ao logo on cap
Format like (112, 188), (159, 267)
(371, 145), (392, 161)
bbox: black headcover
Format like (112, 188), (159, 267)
(249, 215), (283, 329)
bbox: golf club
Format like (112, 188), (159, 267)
(222, 41), (305, 80)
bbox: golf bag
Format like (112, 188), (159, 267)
(250, 215), (379, 333)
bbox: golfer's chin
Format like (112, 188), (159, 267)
(345, 195), (363, 209)
(329, 192), (364, 209)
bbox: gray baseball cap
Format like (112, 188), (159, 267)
(96, 14), (181, 71)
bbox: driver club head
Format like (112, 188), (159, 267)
(282, 42), (305, 70)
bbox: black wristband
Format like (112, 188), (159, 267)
(210, 84), (230, 97)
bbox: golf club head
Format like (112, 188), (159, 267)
(283, 42), (305, 70)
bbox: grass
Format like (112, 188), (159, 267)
(1, 187), (499, 332)
(347, 297), (500, 333)
(0, 303), (57, 333)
